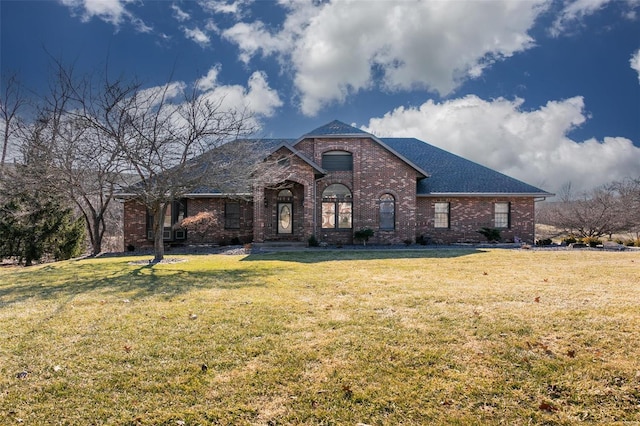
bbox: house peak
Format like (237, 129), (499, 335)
(304, 120), (370, 137)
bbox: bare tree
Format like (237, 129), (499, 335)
(109, 80), (268, 262)
(541, 179), (639, 239)
(609, 177), (640, 240)
(4, 61), (280, 261)
(20, 61), (136, 256)
(1, 73), (27, 165)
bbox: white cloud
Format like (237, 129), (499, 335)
(133, 68), (281, 134)
(243, 71), (283, 116)
(58, 0), (151, 32)
(135, 81), (187, 110)
(183, 26), (210, 47)
(194, 67), (282, 127)
(223, 0), (548, 116)
(199, 70), (282, 119)
(551, 0), (640, 36)
(198, 0), (252, 18)
(204, 19), (219, 33)
(223, 21), (288, 64)
(171, 4), (191, 22)
(631, 49), (640, 82)
(195, 65), (222, 92)
(362, 96), (640, 194)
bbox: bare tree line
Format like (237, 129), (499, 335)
(538, 178), (640, 242)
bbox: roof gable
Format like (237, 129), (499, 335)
(304, 120), (370, 136)
(295, 120), (429, 178)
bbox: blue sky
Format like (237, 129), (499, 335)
(2, 0), (639, 194)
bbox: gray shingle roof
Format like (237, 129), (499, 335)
(382, 137), (550, 195)
(152, 121), (550, 197)
(304, 120), (369, 136)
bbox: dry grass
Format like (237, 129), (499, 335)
(1, 249), (639, 425)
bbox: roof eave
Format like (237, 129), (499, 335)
(116, 192), (253, 199)
(185, 192), (252, 198)
(417, 192), (554, 198)
(271, 142), (327, 175)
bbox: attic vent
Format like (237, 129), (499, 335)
(322, 150), (353, 171)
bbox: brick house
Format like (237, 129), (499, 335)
(122, 120), (551, 249)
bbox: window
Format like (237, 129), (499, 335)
(322, 184), (352, 229)
(322, 151), (353, 171)
(494, 202), (510, 228)
(277, 189), (293, 234)
(277, 189), (293, 200)
(225, 202), (240, 229)
(434, 202), (450, 228)
(379, 194), (395, 230)
(147, 199), (187, 240)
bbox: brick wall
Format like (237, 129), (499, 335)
(123, 200), (148, 250)
(253, 146), (318, 242)
(187, 198), (253, 244)
(123, 198), (253, 250)
(416, 196), (536, 244)
(300, 137), (420, 245)
(123, 137), (538, 250)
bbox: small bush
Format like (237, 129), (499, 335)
(354, 228), (374, 245)
(624, 239), (640, 247)
(308, 235), (319, 247)
(581, 236), (602, 247)
(562, 235), (577, 245)
(477, 227), (501, 242)
(403, 238), (412, 246)
(536, 238), (553, 246)
(415, 235), (430, 245)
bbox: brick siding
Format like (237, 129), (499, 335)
(416, 196), (536, 244)
(123, 137), (538, 249)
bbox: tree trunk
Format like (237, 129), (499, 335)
(152, 203), (166, 262)
(91, 216), (102, 256)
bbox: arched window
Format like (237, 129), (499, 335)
(321, 184), (352, 229)
(277, 189), (293, 200)
(322, 151), (353, 171)
(379, 194), (395, 230)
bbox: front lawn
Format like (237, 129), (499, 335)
(1, 249), (639, 424)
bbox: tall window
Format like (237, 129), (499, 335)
(225, 202), (240, 229)
(147, 199), (187, 240)
(434, 202), (450, 228)
(322, 151), (353, 171)
(379, 194), (395, 230)
(322, 184), (352, 229)
(494, 202), (510, 228)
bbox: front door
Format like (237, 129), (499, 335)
(277, 202), (293, 234)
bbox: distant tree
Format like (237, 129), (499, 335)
(541, 180), (637, 239)
(0, 128), (85, 266)
(609, 177), (640, 239)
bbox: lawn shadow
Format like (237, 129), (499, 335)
(241, 247), (486, 263)
(0, 259), (270, 307)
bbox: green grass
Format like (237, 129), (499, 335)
(1, 249), (639, 425)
